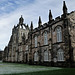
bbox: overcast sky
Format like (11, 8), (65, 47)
(0, 0), (75, 50)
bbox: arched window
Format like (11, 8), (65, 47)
(56, 27), (62, 42)
(57, 49), (64, 61)
(35, 36), (37, 47)
(44, 32), (48, 45)
(44, 50), (48, 61)
(34, 52), (38, 61)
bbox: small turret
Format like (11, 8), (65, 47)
(38, 16), (42, 27)
(49, 10), (53, 22)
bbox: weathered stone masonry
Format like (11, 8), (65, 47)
(3, 1), (75, 67)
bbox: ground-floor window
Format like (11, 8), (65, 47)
(57, 49), (64, 61)
(34, 52), (38, 61)
(44, 50), (48, 61)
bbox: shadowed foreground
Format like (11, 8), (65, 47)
(0, 62), (61, 75)
(0, 62), (75, 75)
(3, 68), (75, 75)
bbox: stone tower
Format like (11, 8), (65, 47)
(11, 16), (29, 62)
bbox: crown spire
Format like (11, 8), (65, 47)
(19, 15), (24, 24)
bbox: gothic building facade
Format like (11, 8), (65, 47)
(3, 1), (75, 67)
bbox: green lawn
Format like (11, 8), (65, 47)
(0, 62), (75, 75)
(4, 68), (75, 75)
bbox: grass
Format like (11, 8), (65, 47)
(0, 62), (75, 75)
(0, 62), (61, 75)
(3, 68), (75, 75)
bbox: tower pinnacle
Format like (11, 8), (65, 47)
(30, 21), (33, 31)
(49, 10), (53, 22)
(63, 1), (68, 15)
(38, 16), (42, 27)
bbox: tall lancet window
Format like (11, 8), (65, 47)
(57, 27), (62, 42)
(44, 32), (48, 45)
(57, 49), (64, 61)
(34, 52), (38, 61)
(35, 36), (37, 47)
(44, 50), (48, 61)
